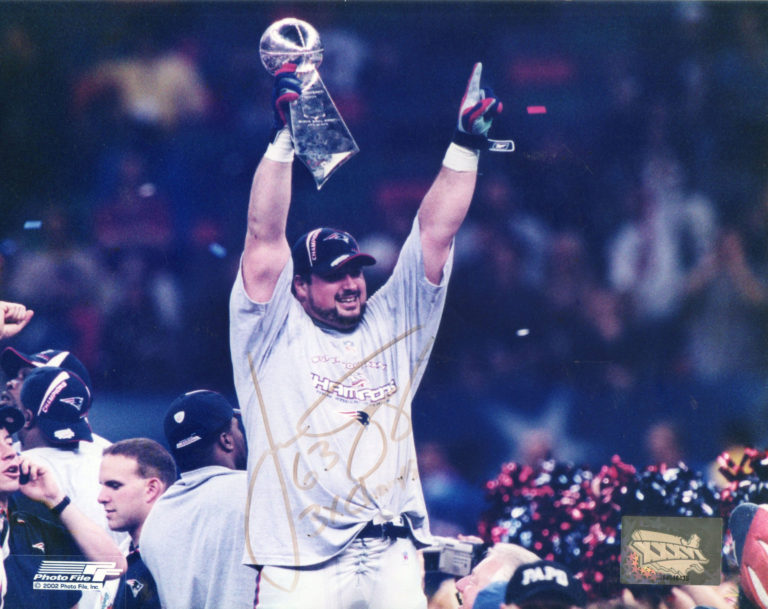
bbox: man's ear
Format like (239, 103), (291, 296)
(22, 407), (34, 429)
(218, 429), (235, 453)
(293, 275), (309, 301)
(145, 478), (165, 503)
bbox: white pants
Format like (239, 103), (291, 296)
(254, 536), (427, 609)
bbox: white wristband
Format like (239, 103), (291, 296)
(442, 142), (479, 172)
(264, 128), (294, 163)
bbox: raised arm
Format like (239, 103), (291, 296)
(418, 164), (478, 284)
(417, 63), (502, 283)
(241, 64), (303, 303)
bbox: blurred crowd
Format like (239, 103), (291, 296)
(1, 2), (767, 536)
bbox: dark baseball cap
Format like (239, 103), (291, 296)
(1, 347), (92, 390)
(164, 390), (240, 452)
(505, 560), (586, 607)
(20, 367), (93, 444)
(291, 228), (376, 277)
(0, 406), (23, 434)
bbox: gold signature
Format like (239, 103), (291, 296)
(244, 325), (430, 591)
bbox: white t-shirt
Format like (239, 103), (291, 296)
(230, 217), (452, 566)
(140, 466), (254, 609)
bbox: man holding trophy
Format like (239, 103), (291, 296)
(229, 18), (504, 609)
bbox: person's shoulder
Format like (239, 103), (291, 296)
(8, 496), (76, 552)
(75, 437), (111, 459)
(202, 466), (248, 487)
(18, 446), (60, 470)
(90, 434), (113, 450)
(19, 446), (53, 458)
(182, 467), (248, 503)
(8, 492), (52, 524)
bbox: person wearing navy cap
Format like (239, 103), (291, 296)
(139, 390), (252, 609)
(0, 346), (108, 454)
(1, 347), (93, 391)
(230, 59), (504, 609)
(502, 560), (586, 609)
(16, 366), (128, 593)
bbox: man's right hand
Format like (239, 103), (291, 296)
(17, 456), (65, 509)
(272, 63), (302, 129)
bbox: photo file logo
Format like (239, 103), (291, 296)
(33, 560), (122, 591)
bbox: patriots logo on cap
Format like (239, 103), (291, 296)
(60, 397), (85, 411)
(324, 232), (351, 244)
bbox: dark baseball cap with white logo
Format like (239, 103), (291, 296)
(163, 390), (240, 452)
(1, 347), (93, 391)
(505, 560), (586, 607)
(20, 366), (93, 444)
(291, 228), (376, 277)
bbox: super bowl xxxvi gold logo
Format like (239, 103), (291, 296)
(628, 529), (709, 578)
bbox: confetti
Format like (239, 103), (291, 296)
(516, 328), (530, 337)
(23, 221), (42, 230)
(527, 106), (547, 115)
(479, 456), (723, 601)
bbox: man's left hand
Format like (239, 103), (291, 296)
(456, 62), (502, 144)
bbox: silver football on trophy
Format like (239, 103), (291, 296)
(260, 18), (323, 75)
